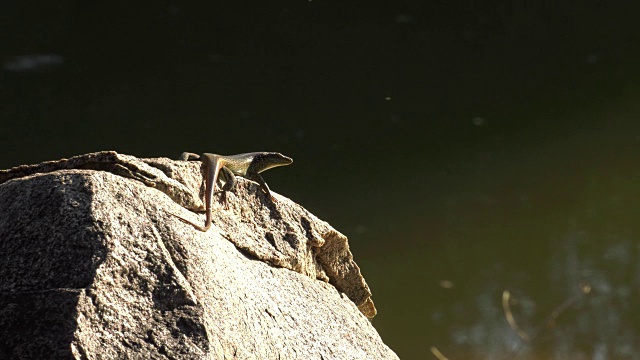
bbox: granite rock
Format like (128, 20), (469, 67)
(0, 152), (395, 359)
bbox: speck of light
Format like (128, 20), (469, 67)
(472, 117), (486, 126)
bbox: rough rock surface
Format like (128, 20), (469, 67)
(0, 152), (396, 359)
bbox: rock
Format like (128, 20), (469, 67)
(0, 152), (397, 359)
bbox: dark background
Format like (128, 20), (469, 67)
(3, 1), (640, 358)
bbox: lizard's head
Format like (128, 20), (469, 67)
(255, 152), (293, 172)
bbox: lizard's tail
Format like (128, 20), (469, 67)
(169, 212), (211, 232)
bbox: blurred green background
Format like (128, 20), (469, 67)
(3, 2), (640, 358)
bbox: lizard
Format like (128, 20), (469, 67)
(173, 152), (293, 231)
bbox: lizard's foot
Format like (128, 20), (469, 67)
(179, 152), (200, 161)
(220, 192), (231, 210)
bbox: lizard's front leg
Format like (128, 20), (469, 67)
(244, 172), (278, 203)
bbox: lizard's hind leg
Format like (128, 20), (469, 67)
(218, 167), (237, 209)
